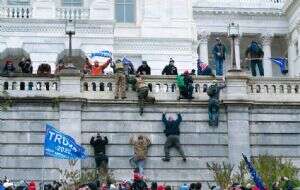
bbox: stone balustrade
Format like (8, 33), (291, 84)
(0, 75), (59, 98)
(1, 74), (300, 103)
(193, 0), (286, 9)
(56, 7), (90, 20)
(0, 5), (32, 19)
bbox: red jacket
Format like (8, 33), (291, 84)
(28, 181), (36, 190)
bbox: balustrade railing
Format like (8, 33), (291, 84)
(193, 0), (286, 9)
(0, 5), (32, 19)
(1, 75), (59, 97)
(1, 75), (300, 102)
(56, 7), (90, 20)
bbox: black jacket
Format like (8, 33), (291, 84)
(132, 180), (148, 190)
(137, 64), (151, 75)
(90, 136), (108, 154)
(162, 64), (178, 75)
(162, 113), (182, 136)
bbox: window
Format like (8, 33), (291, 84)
(62, 0), (82, 7)
(7, 0), (30, 5)
(115, 0), (135, 23)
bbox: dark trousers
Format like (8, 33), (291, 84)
(138, 86), (155, 115)
(179, 84), (194, 99)
(95, 153), (108, 169)
(208, 98), (220, 127)
(250, 60), (264, 76)
(164, 135), (186, 159)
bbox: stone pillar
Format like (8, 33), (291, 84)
(198, 31), (210, 64)
(234, 37), (241, 70)
(287, 35), (296, 77)
(58, 72), (82, 172)
(261, 34), (273, 77)
(225, 71), (250, 170)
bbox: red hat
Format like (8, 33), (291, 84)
(133, 172), (142, 181)
(157, 185), (165, 190)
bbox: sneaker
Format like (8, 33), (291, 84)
(162, 157), (170, 162)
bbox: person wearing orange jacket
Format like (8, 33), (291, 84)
(91, 58), (112, 76)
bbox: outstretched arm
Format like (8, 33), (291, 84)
(162, 113), (167, 126)
(176, 113), (182, 124)
(104, 136), (108, 144)
(90, 136), (95, 146)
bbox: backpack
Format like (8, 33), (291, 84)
(176, 75), (185, 90)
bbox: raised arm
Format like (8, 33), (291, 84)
(162, 113), (168, 126)
(90, 136), (95, 146)
(176, 113), (182, 124)
(103, 136), (108, 144)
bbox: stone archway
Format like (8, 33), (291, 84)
(56, 49), (87, 71)
(0, 48), (30, 72)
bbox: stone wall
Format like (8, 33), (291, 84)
(1, 73), (300, 189)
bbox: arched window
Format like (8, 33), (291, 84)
(92, 82), (96, 91)
(20, 82), (25, 90)
(28, 82), (33, 91)
(115, 0), (135, 23)
(83, 82), (88, 91)
(107, 83), (113, 91)
(100, 83), (105, 91)
(4, 82), (9, 90)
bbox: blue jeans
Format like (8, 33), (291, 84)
(215, 59), (224, 76)
(129, 156), (145, 175)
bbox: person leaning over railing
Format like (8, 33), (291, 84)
(2, 59), (16, 75)
(136, 61), (151, 75)
(18, 57), (33, 74)
(162, 58), (178, 75)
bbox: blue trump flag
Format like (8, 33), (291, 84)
(242, 153), (265, 190)
(271, 57), (288, 74)
(44, 124), (87, 159)
(90, 50), (112, 58)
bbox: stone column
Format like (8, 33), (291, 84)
(225, 71), (250, 170)
(261, 34), (273, 77)
(234, 37), (241, 70)
(287, 35), (296, 77)
(58, 72), (82, 172)
(198, 31), (210, 64)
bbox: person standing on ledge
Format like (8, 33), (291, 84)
(111, 59), (127, 99)
(161, 112), (186, 162)
(162, 58), (178, 75)
(212, 37), (226, 76)
(90, 133), (109, 170)
(206, 80), (226, 127)
(245, 41), (264, 76)
(129, 135), (151, 175)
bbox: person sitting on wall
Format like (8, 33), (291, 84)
(136, 61), (151, 75)
(161, 112), (186, 162)
(90, 133), (109, 170)
(91, 58), (111, 76)
(18, 57), (33, 74)
(129, 135), (151, 175)
(37, 63), (51, 76)
(197, 59), (214, 76)
(2, 59), (16, 75)
(162, 58), (178, 75)
(177, 70), (194, 100)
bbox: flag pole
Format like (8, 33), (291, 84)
(42, 156), (45, 190)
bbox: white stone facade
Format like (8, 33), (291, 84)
(0, 0), (299, 76)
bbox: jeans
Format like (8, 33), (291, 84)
(214, 58), (224, 76)
(208, 98), (220, 127)
(250, 60), (264, 76)
(129, 157), (145, 175)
